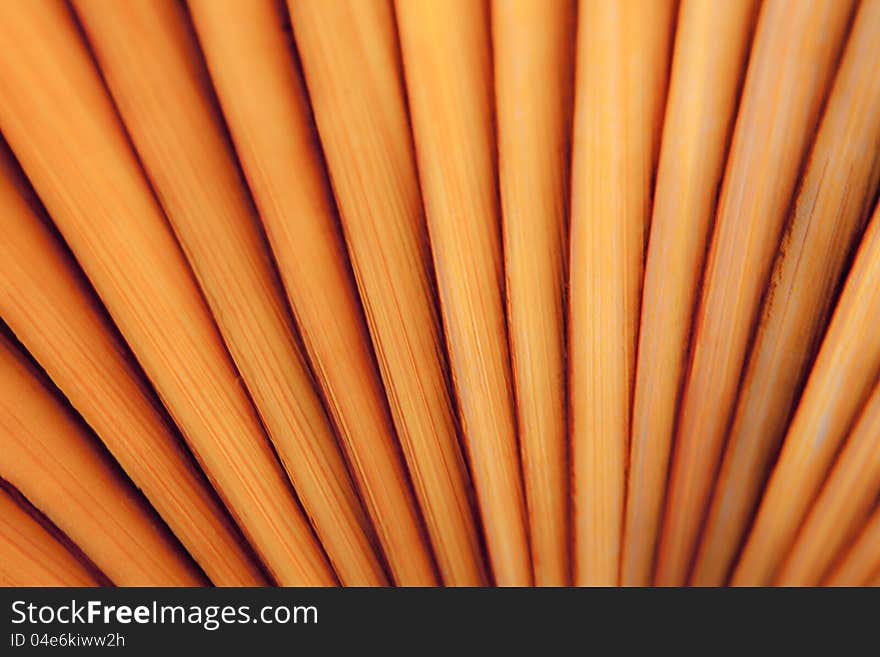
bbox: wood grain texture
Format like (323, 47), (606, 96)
(74, 0), (384, 586)
(0, 333), (204, 586)
(396, 0), (531, 586)
(825, 504), (880, 586)
(0, 486), (101, 587)
(694, 0), (880, 585)
(732, 202), (880, 585)
(288, 0), (487, 586)
(776, 379), (880, 585)
(570, 0), (675, 586)
(0, 0), (335, 586)
(623, 0), (757, 586)
(656, 0), (854, 586)
(492, 0), (575, 586)
(189, 0), (436, 586)
(0, 144), (266, 587)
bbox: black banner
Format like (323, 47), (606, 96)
(0, 587), (873, 653)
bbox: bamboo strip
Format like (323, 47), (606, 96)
(570, 0), (675, 586)
(776, 379), (880, 585)
(0, 333), (204, 586)
(656, 0), (854, 585)
(825, 505), (880, 586)
(73, 0), (384, 586)
(0, 0), (335, 586)
(0, 143), (266, 587)
(492, 0), (575, 586)
(188, 0), (436, 586)
(622, 0), (757, 586)
(395, 0), (531, 586)
(732, 202), (880, 585)
(288, 0), (487, 585)
(0, 486), (102, 587)
(694, 0), (880, 585)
